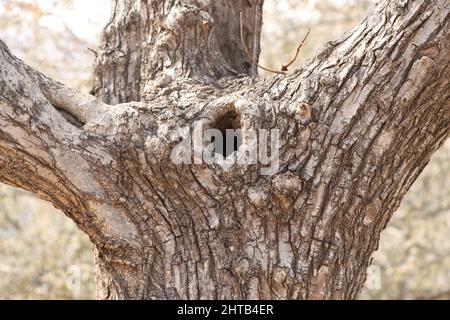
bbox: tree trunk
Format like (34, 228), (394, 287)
(0, 0), (449, 299)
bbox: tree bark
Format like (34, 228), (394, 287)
(0, 0), (449, 299)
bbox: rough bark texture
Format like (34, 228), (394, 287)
(0, 0), (449, 299)
(91, 0), (264, 104)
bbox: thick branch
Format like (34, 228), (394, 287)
(0, 40), (143, 254)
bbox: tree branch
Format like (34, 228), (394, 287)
(0, 39), (143, 249)
(0, 40), (108, 123)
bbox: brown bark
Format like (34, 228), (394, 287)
(91, 0), (264, 104)
(0, 0), (449, 299)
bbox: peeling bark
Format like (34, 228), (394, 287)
(0, 0), (449, 299)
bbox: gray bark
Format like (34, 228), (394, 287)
(0, 0), (449, 299)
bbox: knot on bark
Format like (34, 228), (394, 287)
(319, 73), (337, 90)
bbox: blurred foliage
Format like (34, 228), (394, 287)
(0, 0), (448, 300)
(0, 0), (108, 299)
(0, 185), (95, 299)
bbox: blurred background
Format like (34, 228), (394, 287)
(0, 0), (448, 299)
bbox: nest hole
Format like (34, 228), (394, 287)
(211, 109), (242, 157)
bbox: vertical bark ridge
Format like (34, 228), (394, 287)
(92, 0), (264, 104)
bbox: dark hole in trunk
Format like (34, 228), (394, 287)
(211, 109), (242, 157)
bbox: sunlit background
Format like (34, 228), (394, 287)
(0, 0), (449, 299)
